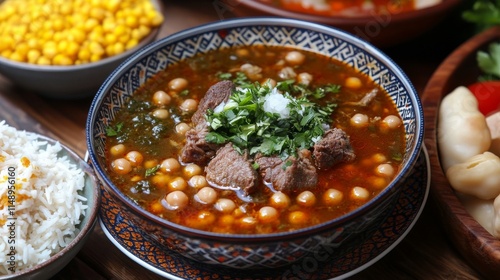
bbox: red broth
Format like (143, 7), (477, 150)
(262, 0), (416, 16)
(104, 45), (405, 234)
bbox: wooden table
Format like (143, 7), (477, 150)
(0, 1), (487, 279)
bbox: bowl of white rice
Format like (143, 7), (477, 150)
(0, 121), (100, 280)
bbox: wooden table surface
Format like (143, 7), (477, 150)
(0, 1), (488, 279)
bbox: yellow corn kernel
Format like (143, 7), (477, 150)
(53, 54), (72, 66)
(27, 50), (41, 64)
(37, 56), (51, 65)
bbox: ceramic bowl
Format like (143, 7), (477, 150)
(0, 1), (162, 99)
(422, 26), (500, 279)
(0, 133), (100, 280)
(86, 17), (424, 270)
(232, 0), (461, 47)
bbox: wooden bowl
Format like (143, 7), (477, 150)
(422, 26), (500, 279)
(232, 0), (462, 47)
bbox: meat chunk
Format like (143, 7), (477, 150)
(191, 80), (234, 127)
(180, 81), (234, 165)
(180, 126), (220, 166)
(256, 149), (317, 192)
(205, 143), (259, 196)
(313, 128), (356, 170)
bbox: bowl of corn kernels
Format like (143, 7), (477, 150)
(0, 0), (164, 99)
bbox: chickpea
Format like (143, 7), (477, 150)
(296, 191), (316, 207)
(270, 192), (291, 209)
(258, 206), (279, 223)
(186, 210), (216, 229)
(351, 186), (370, 201)
(152, 108), (169, 119)
(237, 216), (257, 230)
(382, 115), (402, 129)
(188, 175), (208, 189)
(262, 78), (277, 88)
(370, 176), (388, 189)
(160, 158), (181, 173)
(168, 78), (188, 92)
(323, 188), (343, 206)
(350, 113), (369, 127)
(345, 77), (362, 89)
(125, 151), (143, 166)
(236, 48), (250, 57)
(372, 153), (387, 164)
(143, 159), (159, 169)
(111, 158), (132, 174)
(297, 72), (313, 86)
(376, 163), (395, 178)
(217, 214), (235, 227)
(149, 201), (164, 214)
(183, 163), (203, 177)
(285, 50), (305, 65)
(175, 122), (191, 136)
(151, 174), (170, 189)
(152, 90), (172, 106)
(288, 211), (308, 225)
(163, 191), (189, 210)
(195, 187), (218, 205)
(214, 198), (236, 213)
(169, 177), (187, 191)
(180, 99), (198, 112)
(109, 144), (126, 157)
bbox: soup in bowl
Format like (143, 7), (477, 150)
(86, 18), (423, 269)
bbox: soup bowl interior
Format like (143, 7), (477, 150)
(87, 18), (423, 269)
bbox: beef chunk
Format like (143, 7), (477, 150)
(313, 128), (356, 170)
(180, 81), (234, 165)
(256, 149), (317, 192)
(205, 143), (258, 196)
(180, 126), (220, 166)
(191, 80), (234, 127)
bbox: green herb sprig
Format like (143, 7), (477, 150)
(205, 77), (337, 158)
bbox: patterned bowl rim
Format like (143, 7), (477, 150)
(86, 17), (424, 242)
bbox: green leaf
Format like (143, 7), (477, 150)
(145, 165), (160, 177)
(478, 42), (500, 80)
(106, 122), (124, 137)
(462, 0), (500, 32)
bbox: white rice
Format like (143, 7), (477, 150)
(0, 121), (87, 274)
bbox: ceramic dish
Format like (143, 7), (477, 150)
(99, 147), (429, 279)
(0, 132), (100, 280)
(232, 0), (461, 47)
(422, 26), (500, 279)
(87, 17), (424, 270)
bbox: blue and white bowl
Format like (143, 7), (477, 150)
(86, 18), (424, 270)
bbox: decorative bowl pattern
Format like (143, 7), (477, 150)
(87, 18), (423, 269)
(98, 147), (429, 279)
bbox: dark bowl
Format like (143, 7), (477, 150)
(86, 17), (423, 270)
(232, 0), (461, 47)
(422, 26), (500, 279)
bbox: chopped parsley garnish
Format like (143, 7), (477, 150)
(145, 165), (160, 177)
(106, 122), (124, 136)
(205, 80), (337, 158)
